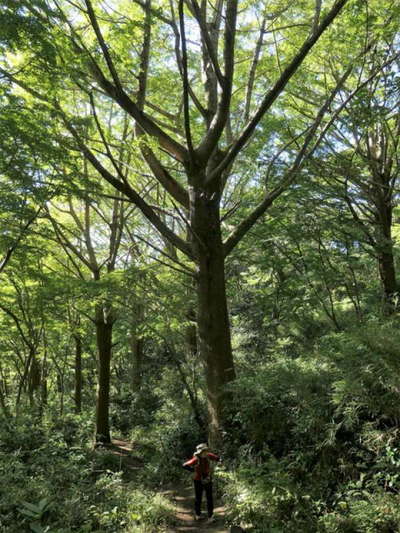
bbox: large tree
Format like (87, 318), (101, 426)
(319, 53), (400, 313)
(2, 0), (379, 441)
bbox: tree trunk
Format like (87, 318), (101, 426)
(41, 377), (48, 408)
(74, 334), (83, 413)
(0, 363), (10, 417)
(0, 379), (10, 417)
(28, 352), (41, 407)
(56, 373), (65, 416)
(191, 186), (235, 445)
(378, 248), (397, 312)
(130, 303), (144, 392)
(376, 197), (397, 314)
(95, 307), (113, 444)
(185, 306), (197, 359)
(131, 337), (144, 392)
(16, 350), (34, 414)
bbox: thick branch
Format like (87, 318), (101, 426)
(244, 16), (267, 123)
(0, 208), (42, 274)
(208, 0), (349, 182)
(179, 0), (195, 156)
(130, 1), (190, 208)
(196, 0), (238, 161)
(224, 57), (354, 257)
(84, 0), (123, 92)
(78, 8), (189, 163)
(190, 0), (224, 86)
(64, 120), (193, 258)
(141, 146), (190, 208)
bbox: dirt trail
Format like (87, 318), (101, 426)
(109, 439), (229, 532)
(108, 437), (144, 472)
(164, 484), (229, 533)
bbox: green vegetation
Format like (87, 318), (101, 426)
(1, 0), (400, 531)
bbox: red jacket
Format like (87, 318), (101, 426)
(183, 453), (219, 481)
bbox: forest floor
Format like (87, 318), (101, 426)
(110, 438), (229, 533)
(163, 484), (228, 533)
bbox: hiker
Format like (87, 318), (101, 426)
(183, 442), (220, 523)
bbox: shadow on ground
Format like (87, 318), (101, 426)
(107, 439), (231, 532)
(164, 484), (229, 533)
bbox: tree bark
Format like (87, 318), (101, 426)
(74, 334), (83, 413)
(190, 183), (235, 445)
(376, 198), (397, 313)
(378, 249), (397, 302)
(95, 307), (113, 444)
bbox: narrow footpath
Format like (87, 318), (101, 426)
(164, 483), (229, 533)
(109, 438), (229, 532)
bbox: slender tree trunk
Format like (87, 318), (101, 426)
(56, 373), (65, 416)
(185, 307), (197, 359)
(41, 376), (48, 408)
(39, 341), (48, 418)
(15, 351), (30, 414)
(28, 352), (41, 407)
(74, 334), (83, 413)
(191, 185), (235, 445)
(171, 349), (205, 430)
(0, 363), (10, 417)
(95, 307), (113, 444)
(0, 378), (10, 417)
(130, 303), (144, 392)
(131, 337), (144, 392)
(60, 379), (64, 416)
(0, 388), (9, 416)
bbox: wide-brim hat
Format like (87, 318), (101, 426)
(194, 442), (209, 455)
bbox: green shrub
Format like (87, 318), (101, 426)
(0, 413), (177, 533)
(126, 489), (176, 532)
(223, 319), (400, 532)
(319, 491), (400, 532)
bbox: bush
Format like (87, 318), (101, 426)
(0, 412), (176, 532)
(222, 319), (400, 532)
(126, 489), (176, 532)
(320, 491), (400, 532)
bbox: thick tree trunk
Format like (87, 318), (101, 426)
(378, 248), (397, 312)
(95, 308), (113, 444)
(74, 334), (83, 413)
(376, 197), (397, 314)
(191, 186), (235, 445)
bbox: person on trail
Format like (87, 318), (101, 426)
(183, 442), (220, 523)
